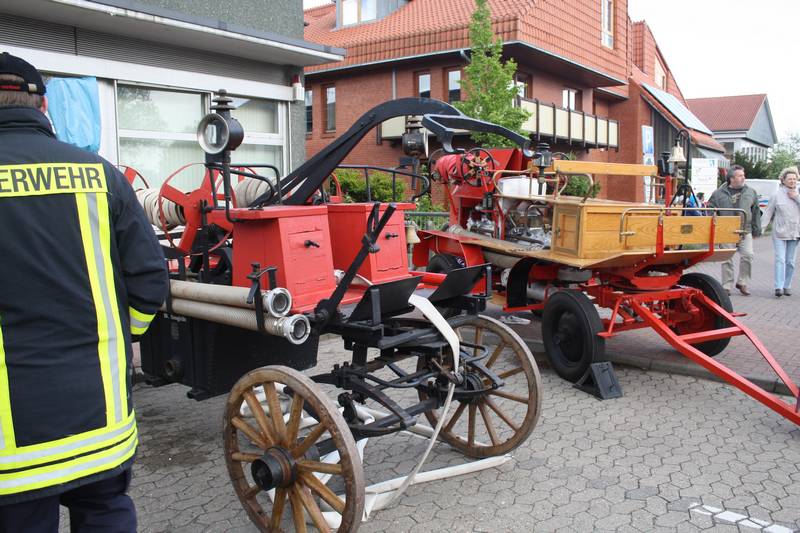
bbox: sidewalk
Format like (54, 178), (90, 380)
(500, 234), (800, 395)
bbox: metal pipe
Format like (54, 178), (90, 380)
(169, 279), (292, 317)
(162, 298), (310, 345)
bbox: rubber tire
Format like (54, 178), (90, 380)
(542, 290), (605, 382)
(427, 253), (463, 274)
(677, 272), (733, 357)
(426, 254), (465, 317)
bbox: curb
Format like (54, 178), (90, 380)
(522, 337), (794, 398)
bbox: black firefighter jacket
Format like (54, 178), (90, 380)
(0, 106), (168, 503)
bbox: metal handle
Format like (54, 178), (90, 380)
(385, 232), (399, 239)
(304, 239), (320, 248)
(618, 207), (748, 242)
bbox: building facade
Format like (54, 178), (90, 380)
(0, 0), (343, 190)
(303, 0), (723, 203)
(687, 94), (778, 163)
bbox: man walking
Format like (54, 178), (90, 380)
(707, 164), (762, 295)
(0, 53), (168, 531)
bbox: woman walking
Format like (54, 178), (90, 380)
(761, 167), (800, 297)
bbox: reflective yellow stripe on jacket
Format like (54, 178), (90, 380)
(130, 307), (156, 336)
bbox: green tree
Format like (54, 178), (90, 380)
(767, 132), (800, 178)
(733, 151), (770, 179)
(455, 0), (530, 147)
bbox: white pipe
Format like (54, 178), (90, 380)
(162, 298), (310, 344)
(169, 279), (292, 317)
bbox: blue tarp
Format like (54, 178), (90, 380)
(46, 77), (101, 153)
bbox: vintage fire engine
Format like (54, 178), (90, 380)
(412, 139), (800, 425)
(135, 94), (544, 532)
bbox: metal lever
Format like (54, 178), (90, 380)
(314, 202), (397, 329)
(305, 239), (321, 248)
(385, 232), (399, 239)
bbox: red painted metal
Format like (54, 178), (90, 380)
(231, 205), (336, 312)
(631, 298), (800, 425)
(158, 164), (234, 254)
(327, 203), (414, 283)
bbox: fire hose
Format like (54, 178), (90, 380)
(169, 279), (292, 317)
(135, 177), (271, 230)
(161, 298), (310, 345)
(162, 280), (309, 345)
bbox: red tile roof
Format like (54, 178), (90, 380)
(686, 94), (767, 132)
(303, 0), (628, 82)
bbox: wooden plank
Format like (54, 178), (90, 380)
(623, 215), (741, 247)
(550, 160), (658, 176)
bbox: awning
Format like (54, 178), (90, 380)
(694, 146), (730, 168)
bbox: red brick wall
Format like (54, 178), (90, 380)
(516, 0), (630, 84)
(305, 60), (466, 207)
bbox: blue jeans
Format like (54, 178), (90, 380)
(773, 237), (799, 290)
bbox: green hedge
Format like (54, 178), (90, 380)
(332, 169), (405, 203)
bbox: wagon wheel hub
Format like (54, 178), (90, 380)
(460, 371), (487, 404)
(251, 446), (297, 491)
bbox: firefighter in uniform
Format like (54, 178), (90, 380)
(0, 53), (168, 531)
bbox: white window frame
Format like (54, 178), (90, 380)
(447, 69), (461, 103)
(562, 88), (578, 111)
(340, 0), (378, 27)
(601, 0), (614, 48)
(115, 81), (289, 175)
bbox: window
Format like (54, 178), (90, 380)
(447, 69), (461, 103)
(654, 60), (667, 90)
(340, 0), (377, 26)
(562, 88), (578, 111)
(513, 72), (532, 107)
(305, 89), (313, 134)
(117, 85), (206, 190)
(601, 0), (614, 48)
(228, 96), (284, 173)
(324, 85), (336, 132)
(341, 0), (358, 25)
(361, 0), (377, 21)
(416, 72), (431, 98)
(117, 85), (285, 190)
(514, 73), (532, 99)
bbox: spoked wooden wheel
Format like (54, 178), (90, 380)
(418, 315), (542, 458)
(224, 366), (365, 532)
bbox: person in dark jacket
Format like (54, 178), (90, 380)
(0, 53), (168, 532)
(707, 164), (762, 295)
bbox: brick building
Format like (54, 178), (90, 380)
(303, 0), (724, 203)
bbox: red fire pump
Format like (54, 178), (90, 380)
(135, 93), (545, 532)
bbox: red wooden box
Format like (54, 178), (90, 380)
(232, 205), (336, 312)
(327, 203), (415, 284)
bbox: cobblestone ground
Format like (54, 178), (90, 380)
(65, 335), (800, 533)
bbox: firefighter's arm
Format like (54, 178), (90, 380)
(108, 166), (169, 337)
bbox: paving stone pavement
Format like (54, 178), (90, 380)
(67, 333), (800, 532)
(498, 234), (800, 393)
